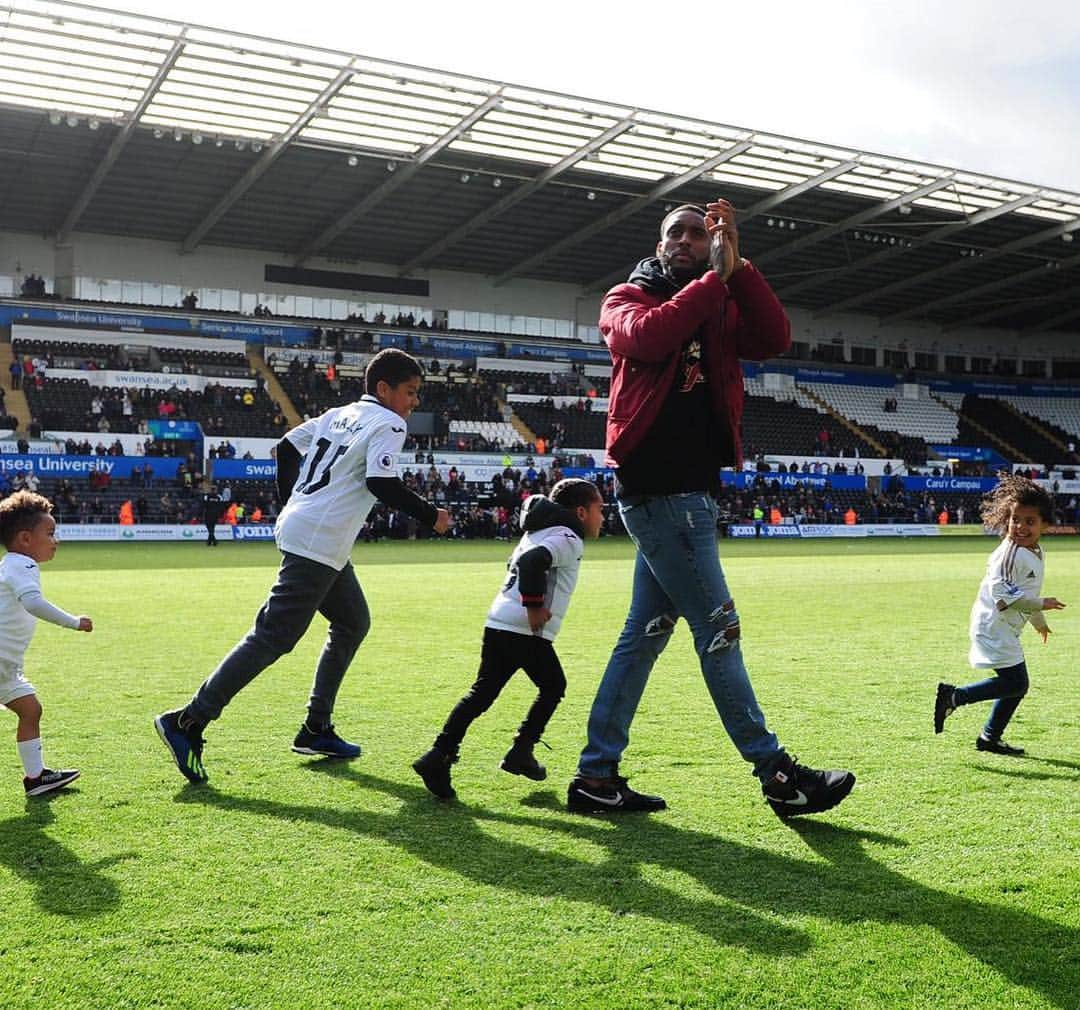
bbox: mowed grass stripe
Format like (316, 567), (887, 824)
(1, 537), (1076, 1010)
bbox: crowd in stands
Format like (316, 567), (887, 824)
(5, 312), (1080, 539)
(19, 274), (47, 297)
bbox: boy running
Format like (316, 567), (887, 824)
(155, 349), (450, 782)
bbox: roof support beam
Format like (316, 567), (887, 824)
(804, 193), (1043, 313)
(397, 115), (637, 276)
(57, 31), (188, 245)
(779, 192), (1040, 301)
(585, 159), (862, 295)
(741, 159), (860, 221)
(293, 92), (504, 265)
(491, 139), (755, 286)
(1022, 304), (1080, 336)
(870, 218), (1080, 322)
(182, 61), (360, 253)
(942, 256), (1080, 329)
(751, 176), (955, 272)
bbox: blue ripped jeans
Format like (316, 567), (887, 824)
(578, 493), (784, 781)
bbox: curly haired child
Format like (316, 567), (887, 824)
(934, 474), (1065, 754)
(1, 491), (93, 795)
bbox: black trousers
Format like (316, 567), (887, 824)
(436, 627), (566, 754)
(188, 551), (370, 726)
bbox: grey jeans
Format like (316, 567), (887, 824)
(187, 551), (370, 727)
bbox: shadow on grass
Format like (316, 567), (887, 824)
(177, 767), (1078, 1006)
(0, 798), (128, 917)
(1021, 755), (1080, 774)
(179, 768), (805, 956)
(973, 765), (1073, 783)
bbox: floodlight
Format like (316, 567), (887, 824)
(348, 155), (359, 167)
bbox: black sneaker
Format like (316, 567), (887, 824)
(291, 723), (361, 759)
(24, 768), (80, 797)
(500, 739), (547, 781)
(762, 755), (855, 819)
(155, 709), (208, 783)
(976, 734), (1024, 756)
(567, 775), (666, 814)
(934, 682), (957, 734)
(412, 747), (457, 800)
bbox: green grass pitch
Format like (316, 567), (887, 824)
(1, 536), (1077, 1010)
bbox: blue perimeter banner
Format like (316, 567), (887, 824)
(0, 453), (181, 479)
(742, 362), (895, 388)
(557, 469), (872, 491)
(900, 475), (999, 493)
(721, 472), (868, 491)
(378, 331), (613, 364)
(200, 468), (993, 494)
(212, 459), (277, 480)
(0, 303), (317, 345)
(927, 378), (1080, 397)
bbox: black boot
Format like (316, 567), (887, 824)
(412, 746), (457, 799)
(500, 736), (546, 781)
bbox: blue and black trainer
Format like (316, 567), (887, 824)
(154, 709), (209, 783)
(291, 722), (362, 759)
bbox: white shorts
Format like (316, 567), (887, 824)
(0, 659), (36, 706)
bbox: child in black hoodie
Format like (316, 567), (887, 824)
(413, 479), (605, 799)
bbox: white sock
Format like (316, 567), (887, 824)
(17, 738), (44, 778)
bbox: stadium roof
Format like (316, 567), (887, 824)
(2, 0), (1079, 339)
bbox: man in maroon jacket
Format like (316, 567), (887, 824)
(567, 201), (855, 819)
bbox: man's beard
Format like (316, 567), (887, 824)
(661, 254), (708, 287)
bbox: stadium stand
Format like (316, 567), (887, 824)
(957, 394), (1062, 464)
(23, 376), (281, 438)
(511, 401), (606, 451)
(740, 386), (878, 460)
(797, 382), (960, 445)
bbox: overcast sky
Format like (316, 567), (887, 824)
(110, 0), (1080, 193)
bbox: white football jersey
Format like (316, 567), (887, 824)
(275, 395), (408, 570)
(968, 537), (1045, 668)
(485, 524), (584, 642)
(0, 552), (59, 663)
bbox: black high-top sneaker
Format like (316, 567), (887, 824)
(762, 754), (855, 819)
